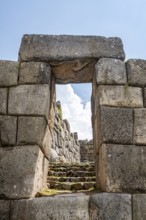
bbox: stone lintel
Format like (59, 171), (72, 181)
(19, 35), (125, 62)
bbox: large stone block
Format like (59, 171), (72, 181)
(0, 200), (10, 220)
(0, 60), (18, 87)
(11, 194), (89, 220)
(19, 62), (51, 84)
(8, 85), (50, 119)
(99, 144), (146, 192)
(19, 35), (125, 62)
(133, 194), (146, 220)
(134, 108), (146, 145)
(0, 145), (46, 198)
(0, 88), (7, 114)
(95, 58), (127, 85)
(17, 116), (46, 146)
(98, 107), (133, 146)
(0, 116), (17, 146)
(98, 85), (143, 107)
(51, 60), (95, 83)
(126, 59), (146, 87)
(89, 193), (132, 220)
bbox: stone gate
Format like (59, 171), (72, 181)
(0, 35), (146, 219)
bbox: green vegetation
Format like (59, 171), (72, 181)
(56, 105), (63, 120)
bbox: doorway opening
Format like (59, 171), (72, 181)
(47, 83), (96, 194)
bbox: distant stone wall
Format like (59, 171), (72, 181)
(79, 139), (94, 162)
(50, 101), (80, 163)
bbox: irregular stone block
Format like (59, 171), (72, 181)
(89, 193), (132, 220)
(99, 144), (146, 192)
(19, 62), (51, 84)
(11, 194), (89, 220)
(0, 145), (46, 198)
(134, 108), (146, 145)
(98, 85), (143, 107)
(17, 116), (46, 146)
(95, 58), (127, 85)
(0, 116), (17, 146)
(98, 107), (133, 146)
(51, 60), (95, 83)
(8, 85), (50, 119)
(133, 194), (146, 220)
(0, 60), (18, 87)
(19, 35), (125, 62)
(0, 200), (10, 220)
(0, 88), (7, 114)
(126, 59), (146, 87)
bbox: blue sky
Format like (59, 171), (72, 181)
(0, 0), (146, 139)
(0, 0), (146, 61)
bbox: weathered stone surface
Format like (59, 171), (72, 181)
(0, 200), (10, 220)
(0, 116), (17, 145)
(50, 148), (59, 162)
(42, 125), (52, 157)
(17, 116), (46, 146)
(79, 139), (94, 162)
(51, 60), (95, 83)
(95, 58), (127, 85)
(143, 87), (146, 107)
(8, 85), (50, 119)
(19, 35), (125, 62)
(99, 144), (146, 192)
(95, 154), (100, 189)
(134, 108), (146, 145)
(0, 145), (46, 198)
(0, 88), (7, 114)
(133, 194), (146, 220)
(51, 102), (80, 163)
(126, 59), (146, 87)
(98, 107), (133, 146)
(89, 193), (132, 220)
(98, 85), (143, 107)
(0, 60), (18, 87)
(11, 194), (89, 220)
(19, 62), (51, 84)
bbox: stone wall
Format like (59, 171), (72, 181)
(50, 101), (80, 163)
(92, 58), (146, 194)
(1, 34), (146, 219)
(79, 139), (94, 162)
(0, 60), (57, 199)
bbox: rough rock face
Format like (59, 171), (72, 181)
(50, 101), (80, 163)
(79, 139), (94, 162)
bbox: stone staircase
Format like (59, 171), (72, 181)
(47, 162), (96, 192)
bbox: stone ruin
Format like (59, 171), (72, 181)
(50, 100), (94, 163)
(50, 100), (80, 163)
(0, 34), (146, 219)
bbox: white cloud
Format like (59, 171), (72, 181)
(56, 84), (92, 140)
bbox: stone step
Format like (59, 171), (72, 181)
(48, 170), (95, 177)
(49, 162), (95, 169)
(49, 166), (95, 172)
(47, 176), (96, 183)
(48, 181), (96, 191)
